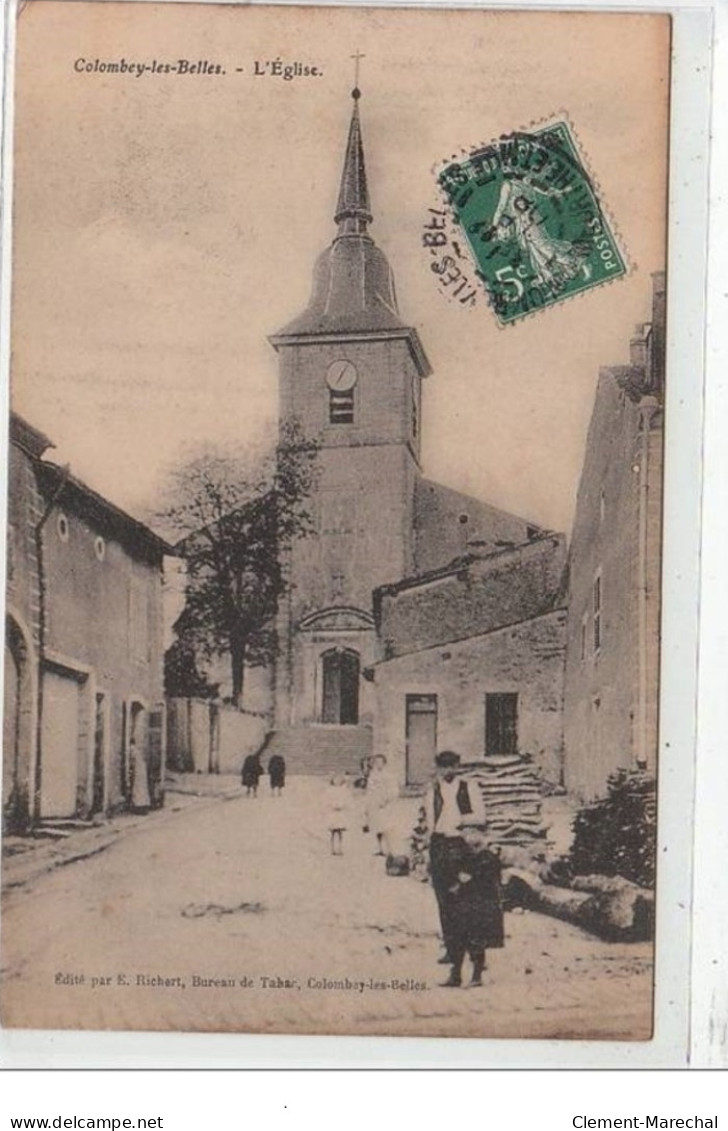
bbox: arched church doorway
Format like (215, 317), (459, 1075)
(320, 648), (360, 725)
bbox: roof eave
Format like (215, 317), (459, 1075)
(10, 412), (55, 460)
(38, 463), (175, 558)
(268, 325), (432, 378)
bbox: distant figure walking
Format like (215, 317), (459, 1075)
(427, 750), (503, 988)
(325, 775), (352, 856)
(365, 753), (393, 857)
(241, 752), (263, 798)
(268, 753), (286, 796)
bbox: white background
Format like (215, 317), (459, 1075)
(2, 1068), (728, 1123)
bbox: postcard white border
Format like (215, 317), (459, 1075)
(0, 0), (716, 1069)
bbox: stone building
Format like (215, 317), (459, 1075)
(3, 413), (170, 832)
(563, 274), (665, 800)
(265, 89), (549, 775)
(373, 534), (568, 787)
(3, 416), (48, 831)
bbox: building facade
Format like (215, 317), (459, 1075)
(266, 90), (545, 776)
(563, 274), (665, 800)
(3, 414), (170, 832)
(373, 535), (568, 787)
(3, 418), (48, 831)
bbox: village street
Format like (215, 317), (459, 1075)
(1, 779), (652, 1040)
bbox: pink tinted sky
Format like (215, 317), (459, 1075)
(10, 3), (670, 534)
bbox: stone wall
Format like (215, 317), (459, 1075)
(277, 336), (422, 464)
(41, 497), (165, 814)
(376, 534), (567, 660)
(563, 278), (664, 801)
(274, 335), (421, 735)
(374, 609), (567, 787)
(167, 698), (268, 777)
(414, 478), (539, 574)
(3, 445), (44, 830)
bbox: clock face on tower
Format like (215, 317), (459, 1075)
(326, 359), (358, 392)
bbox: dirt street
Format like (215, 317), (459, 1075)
(0, 778), (653, 1039)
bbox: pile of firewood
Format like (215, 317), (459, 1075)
(463, 754), (544, 847)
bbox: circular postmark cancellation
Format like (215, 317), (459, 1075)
(431, 120), (627, 326)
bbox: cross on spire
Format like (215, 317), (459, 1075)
(351, 50), (365, 99)
(334, 65), (372, 235)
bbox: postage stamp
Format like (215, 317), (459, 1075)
(437, 120), (627, 325)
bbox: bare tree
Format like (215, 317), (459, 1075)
(159, 421), (318, 707)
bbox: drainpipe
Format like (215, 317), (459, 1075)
(636, 408), (657, 771)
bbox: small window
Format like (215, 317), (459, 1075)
(57, 512), (69, 542)
(580, 613), (588, 661)
(485, 692), (518, 756)
(593, 572), (602, 653)
(94, 536), (106, 561)
(329, 388), (354, 424)
(599, 490), (606, 524)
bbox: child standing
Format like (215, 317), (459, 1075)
(365, 754), (394, 857)
(325, 775), (352, 856)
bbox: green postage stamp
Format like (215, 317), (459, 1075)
(437, 120), (627, 325)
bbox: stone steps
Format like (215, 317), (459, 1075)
(264, 724), (373, 776)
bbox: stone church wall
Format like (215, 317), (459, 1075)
(277, 336), (422, 458)
(414, 477), (539, 573)
(286, 443), (417, 620)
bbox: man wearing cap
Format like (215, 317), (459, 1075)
(427, 750), (503, 988)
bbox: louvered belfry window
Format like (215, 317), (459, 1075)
(329, 388), (354, 424)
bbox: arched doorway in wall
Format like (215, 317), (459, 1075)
(3, 618), (30, 829)
(124, 700), (151, 812)
(320, 648), (360, 725)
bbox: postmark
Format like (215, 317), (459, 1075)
(422, 207), (480, 310)
(436, 119), (627, 325)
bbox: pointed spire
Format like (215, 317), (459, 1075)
(334, 89), (372, 238)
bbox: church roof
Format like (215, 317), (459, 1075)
(271, 90), (431, 370)
(334, 92), (372, 235)
(276, 237), (407, 337)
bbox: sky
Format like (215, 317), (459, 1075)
(10, 2), (670, 535)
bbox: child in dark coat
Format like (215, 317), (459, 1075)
(241, 753), (263, 797)
(268, 754), (286, 796)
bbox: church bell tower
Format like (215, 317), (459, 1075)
(268, 86), (431, 773)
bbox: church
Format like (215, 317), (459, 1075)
(263, 87), (567, 782)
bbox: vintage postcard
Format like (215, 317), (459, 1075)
(1, 1), (671, 1041)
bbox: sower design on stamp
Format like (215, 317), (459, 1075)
(438, 120), (627, 325)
